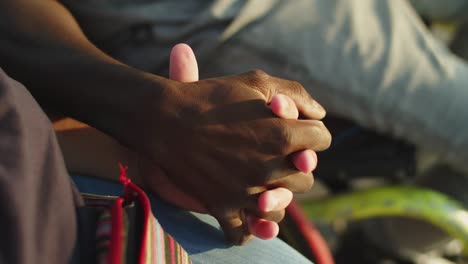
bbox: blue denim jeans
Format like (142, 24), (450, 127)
(72, 175), (313, 264)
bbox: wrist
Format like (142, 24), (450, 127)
(111, 72), (179, 156)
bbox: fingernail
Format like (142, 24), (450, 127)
(282, 95), (299, 119)
(307, 150), (318, 172)
(275, 94), (290, 112)
(280, 94), (290, 107)
(265, 195), (279, 212)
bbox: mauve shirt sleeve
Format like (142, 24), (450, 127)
(0, 68), (81, 264)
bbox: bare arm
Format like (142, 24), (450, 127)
(0, 0), (168, 144)
(0, 0), (331, 245)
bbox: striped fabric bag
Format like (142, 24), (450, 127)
(75, 164), (191, 264)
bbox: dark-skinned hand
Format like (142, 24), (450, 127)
(137, 44), (331, 245)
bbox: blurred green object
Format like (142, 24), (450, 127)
(302, 186), (468, 257)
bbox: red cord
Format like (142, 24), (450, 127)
(108, 197), (125, 264)
(286, 200), (335, 264)
(118, 163), (151, 264)
(118, 164), (332, 263)
(118, 163), (131, 186)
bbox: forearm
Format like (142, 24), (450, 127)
(53, 118), (143, 184)
(0, 0), (169, 145)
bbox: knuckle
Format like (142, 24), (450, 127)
(244, 69), (272, 99)
(311, 121), (332, 151)
(279, 211), (286, 222)
(289, 81), (316, 104)
(288, 81), (305, 95)
(274, 210), (286, 223)
(291, 81), (303, 91)
(293, 173), (314, 193)
(260, 210), (285, 223)
(265, 119), (293, 154)
(249, 69), (270, 80)
(323, 128), (332, 150)
(319, 125), (332, 151)
(276, 123), (293, 154)
(303, 173), (315, 192)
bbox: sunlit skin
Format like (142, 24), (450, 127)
(151, 43), (319, 240)
(0, 0), (330, 245)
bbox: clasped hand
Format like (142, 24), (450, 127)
(136, 44), (331, 245)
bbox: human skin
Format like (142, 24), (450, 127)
(54, 44), (320, 241)
(0, 0), (331, 244)
(159, 44), (319, 240)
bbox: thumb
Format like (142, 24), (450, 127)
(169, 43), (199, 82)
(170, 44), (253, 244)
